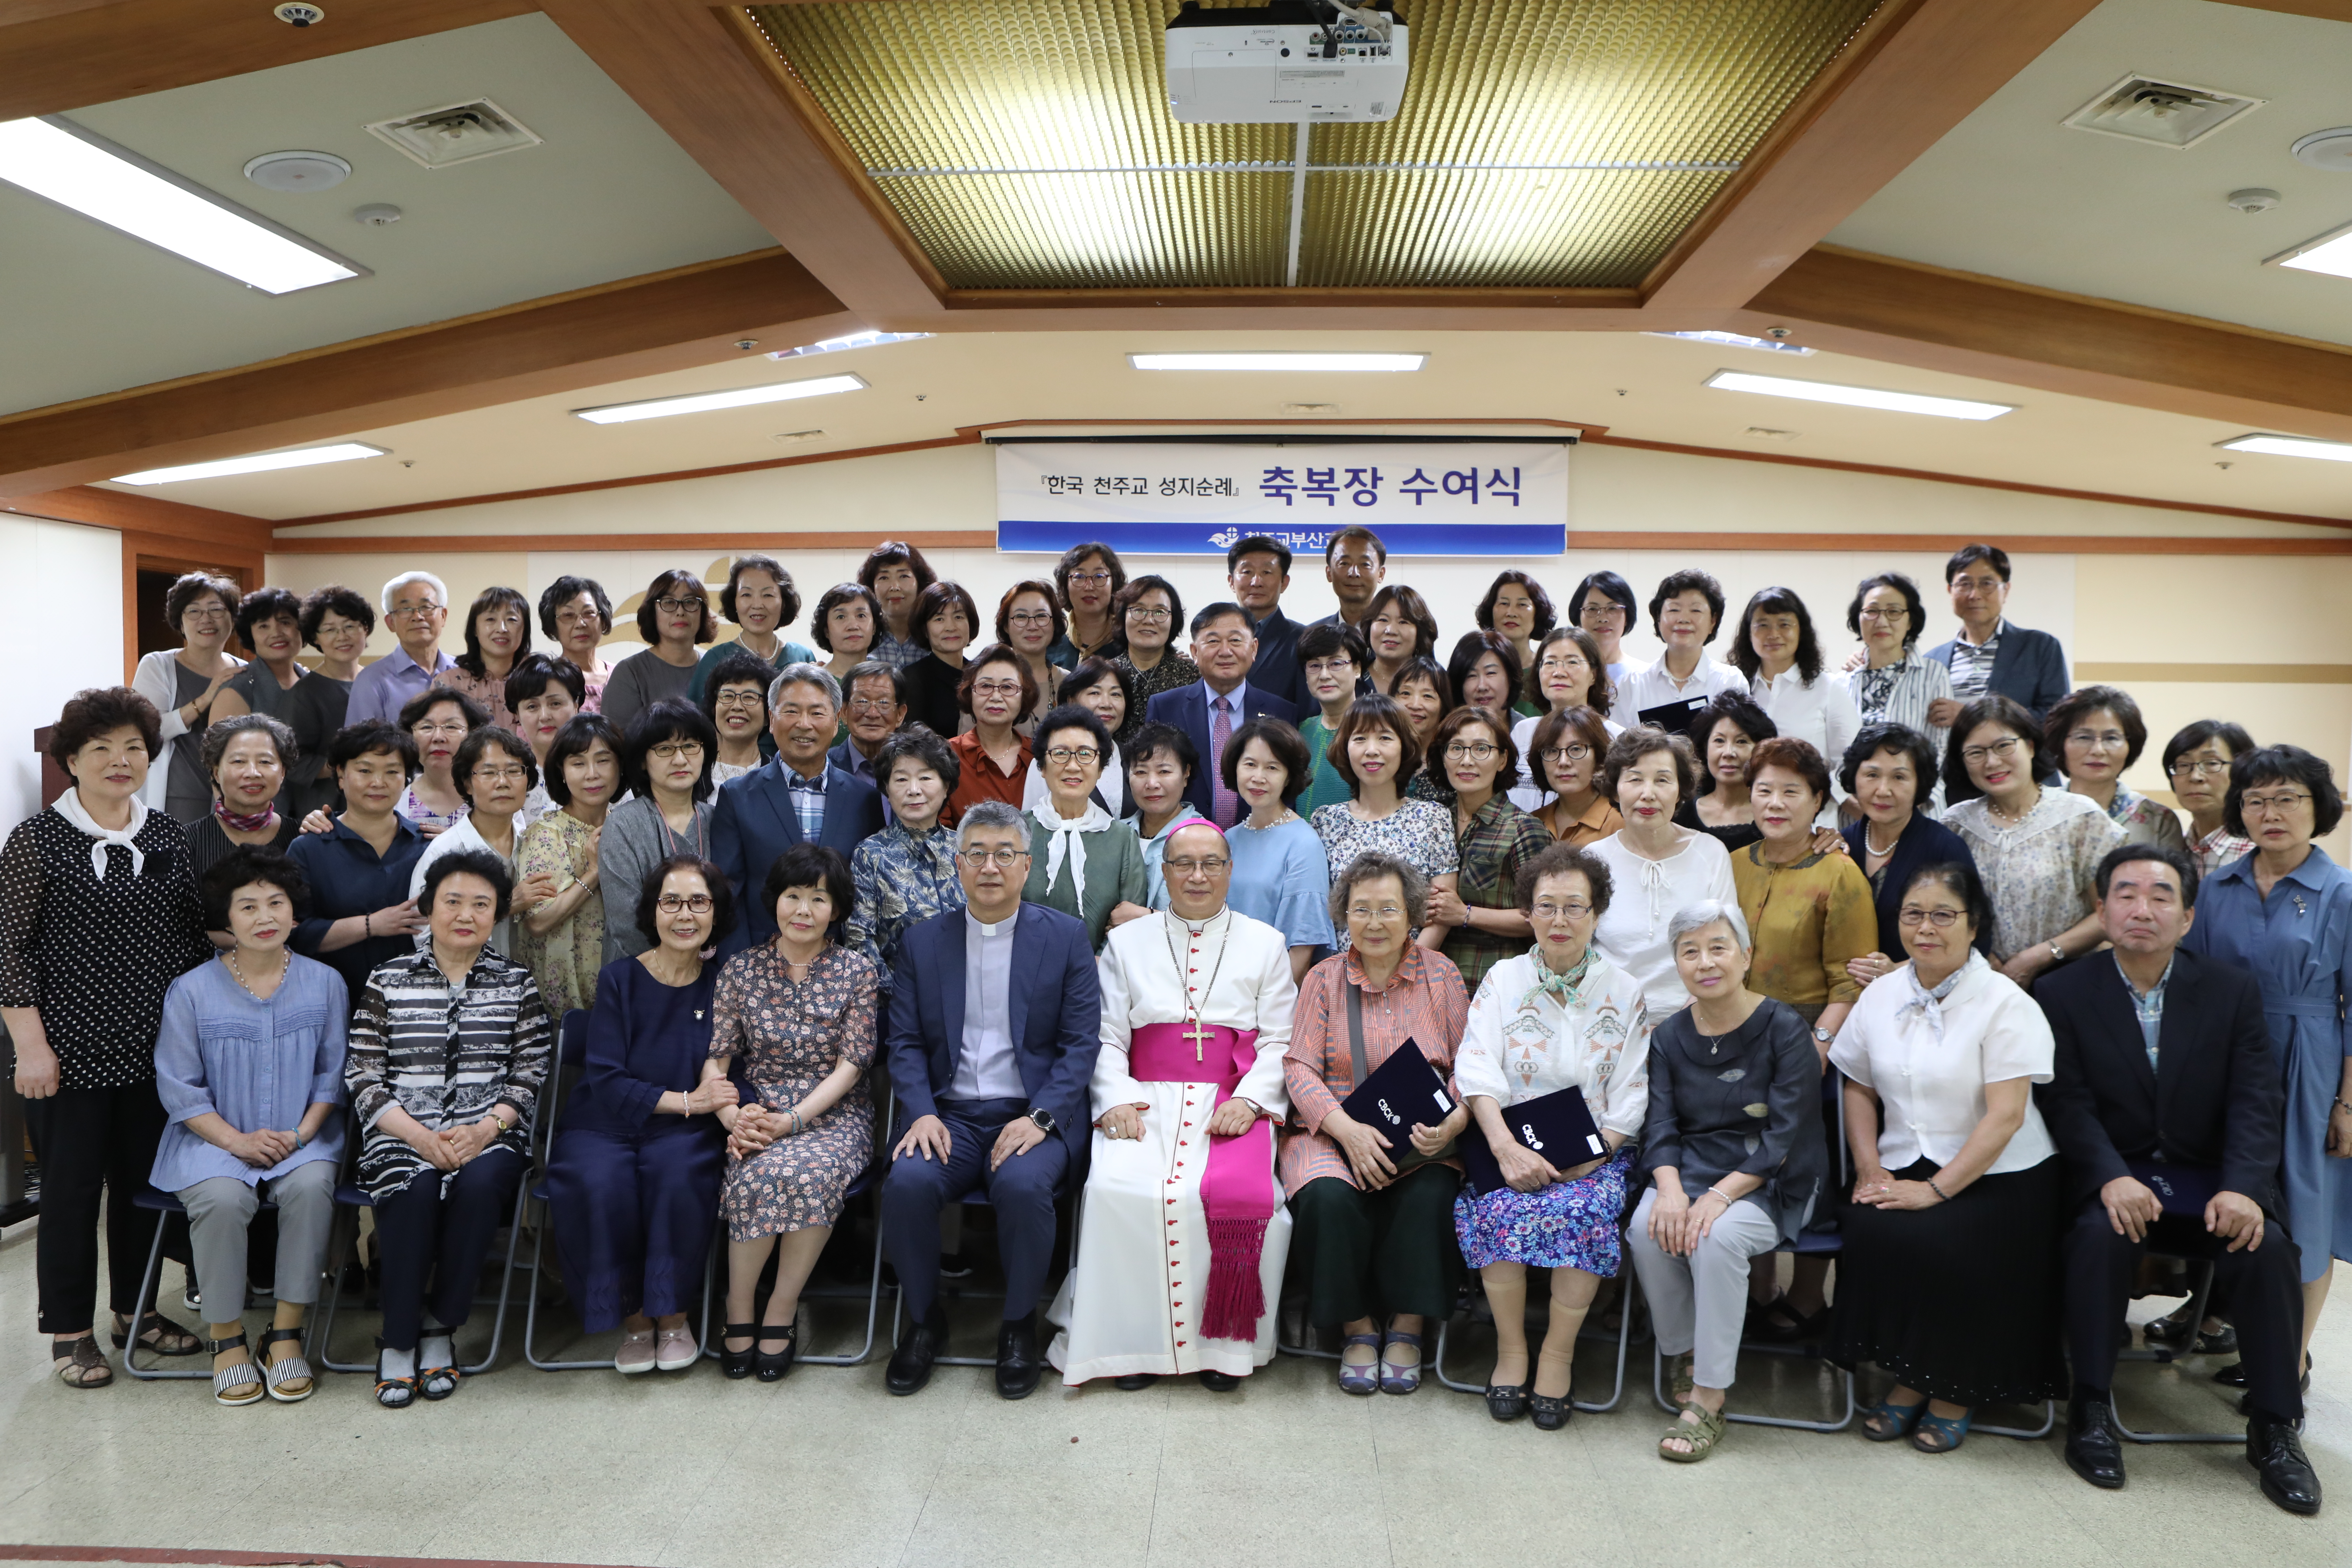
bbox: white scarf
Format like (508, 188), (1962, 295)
(1035, 800), (1115, 912)
(1897, 950), (1981, 1046)
(55, 787), (148, 880)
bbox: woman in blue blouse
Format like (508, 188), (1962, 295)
(1225, 716), (1336, 984)
(2183, 744), (2352, 1382)
(154, 846), (346, 1406)
(545, 855), (740, 1375)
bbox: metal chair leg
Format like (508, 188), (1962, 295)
(121, 1211), (205, 1381)
(523, 1206), (611, 1372)
(1433, 1271), (1637, 1409)
(800, 1184), (888, 1367)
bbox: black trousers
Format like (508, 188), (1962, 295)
(372, 1148), (524, 1352)
(22, 1083), (187, 1335)
(880, 1098), (1069, 1322)
(2063, 1199), (2305, 1422)
(1287, 1166), (1464, 1330)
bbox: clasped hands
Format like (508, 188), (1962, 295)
(224, 1127), (302, 1169)
(408, 1113), (505, 1172)
(2099, 1174), (2264, 1251)
(1325, 1105), (1463, 1191)
(1851, 1167), (1945, 1210)
(1645, 1182), (1734, 1257)
(1096, 1098), (1261, 1142)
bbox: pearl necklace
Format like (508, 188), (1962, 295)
(223, 946), (289, 1001)
(1863, 820), (1902, 858)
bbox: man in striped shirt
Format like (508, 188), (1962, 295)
(1926, 544), (2071, 725)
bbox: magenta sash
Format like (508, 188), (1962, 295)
(1130, 1021), (1276, 1343)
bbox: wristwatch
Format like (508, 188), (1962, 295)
(1027, 1108), (1057, 1135)
(2047, 940), (2066, 965)
(1811, 1026), (1834, 1046)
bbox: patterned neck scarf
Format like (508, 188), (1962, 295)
(1897, 951), (1980, 1044)
(1520, 944), (1596, 1012)
(214, 799), (276, 834)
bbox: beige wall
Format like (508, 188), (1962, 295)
(268, 438), (2352, 854)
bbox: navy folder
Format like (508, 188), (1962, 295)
(1462, 1085), (1608, 1196)
(1636, 696), (1710, 737)
(2126, 1158), (2221, 1217)
(1338, 1041), (1455, 1143)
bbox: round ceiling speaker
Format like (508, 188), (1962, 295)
(243, 150), (351, 192)
(2291, 127), (2352, 171)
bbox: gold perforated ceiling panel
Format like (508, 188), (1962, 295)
(747, 0), (1884, 290)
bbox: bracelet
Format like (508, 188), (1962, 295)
(1704, 1185), (1735, 1204)
(2334, 1096), (2352, 1116)
(1927, 1177), (1950, 1202)
(362, 911), (371, 938)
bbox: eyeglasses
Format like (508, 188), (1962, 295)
(1542, 744), (1594, 763)
(2066, 729), (2128, 751)
(971, 679), (1023, 698)
(471, 765), (528, 784)
(1531, 901), (1593, 921)
(656, 894), (714, 913)
(649, 742), (704, 762)
(1578, 604), (1627, 624)
(1008, 610), (1056, 627)
(1165, 857), (1230, 875)
(553, 606), (602, 627)
(1304, 658), (1355, 675)
(847, 696), (899, 713)
(1066, 570), (1114, 587)
(714, 691), (764, 708)
(1443, 742), (1499, 762)
(653, 596), (704, 616)
(1856, 607), (1906, 622)
(1897, 907), (1965, 928)
(387, 603), (444, 621)
(2169, 755), (2229, 778)
(413, 721), (467, 738)
(183, 606), (231, 622)
(1194, 634), (1251, 652)
(1958, 736), (2026, 765)
(2241, 790), (2313, 817)
(958, 847), (1030, 867)
(1126, 606), (1173, 623)
(1043, 746), (1100, 764)
(1330, 558), (1380, 576)
(1346, 904), (1406, 921)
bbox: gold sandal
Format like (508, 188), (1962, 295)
(1659, 1402), (1728, 1463)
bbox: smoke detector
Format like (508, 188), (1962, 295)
(2292, 127), (2352, 171)
(2063, 74), (2264, 149)
(243, 150), (350, 192)
(363, 99), (541, 170)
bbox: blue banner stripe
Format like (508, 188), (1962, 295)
(997, 519), (1566, 556)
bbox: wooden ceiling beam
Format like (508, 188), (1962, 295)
(0, 249), (859, 499)
(1740, 246), (2352, 442)
(0, 0), (538, 121)
(1640, 0), (2103, 313)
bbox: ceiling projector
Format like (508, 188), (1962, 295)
(1166, 1), (1408, 125)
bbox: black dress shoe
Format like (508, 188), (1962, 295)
(994, 1312), (1042, 1400)
(1113, 1374), (1156, 1391)
(2064, 1398), (2126, 1490)
(1198, 1368), (1241, 1392)
(1485, 1382), (1529, 1422)
(2248, 1415), (2323, 1516)
(1530, 1393), (1571, 1431)
(720, 1322), (759, 1381)
(754, 1323), (798, 1383)
(886, 1308), (948, 1396)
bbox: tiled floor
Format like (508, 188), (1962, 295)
(0, 1220), (2345, 1568)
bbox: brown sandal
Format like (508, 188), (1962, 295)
(51, 1335), (112, 1388)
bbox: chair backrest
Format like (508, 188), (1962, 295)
(535, 1008), (592, 1163)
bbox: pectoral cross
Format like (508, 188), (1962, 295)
(1183, 1014), (1212, 1063)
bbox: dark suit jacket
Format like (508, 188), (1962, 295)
(2034, 946), (2284, 1216)
(1143, 680), (1300, 819)
(709, 757), (886, 954)
(1927, 622), (2069, 721)
(1840, 809), (1990, 957)
(885, 902), (1102, 1160)
(1246, 607), (1307, 712)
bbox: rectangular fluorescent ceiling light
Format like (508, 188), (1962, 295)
(2269, 220), (2352, 280)
(114, 442), (387, 486)
(572, 373), (868, 425)
(1128, 352), (1426, 372)
(1644, 329), (1813, 355)
(2218, 432), (2352, 462)
(766, 330), (931, 361)
(1704, 369), (2013, 421)
(0, 115), (365, 294)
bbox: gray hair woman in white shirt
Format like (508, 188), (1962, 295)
(1826, 860), (2067, 1455)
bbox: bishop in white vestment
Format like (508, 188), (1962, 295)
(1048, 821), (1297, 1386)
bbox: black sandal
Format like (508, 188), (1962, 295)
(111, 1310), (200, 1357)
(720, 1322), (759, 1380)
(754, 1322), (798, 1383)
(372, 1340), (416, 1410)
(51, 1335), (112, 1389)
(1746, 1293), (1811, 1342)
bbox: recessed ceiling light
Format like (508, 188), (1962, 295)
(1704, 369), (2014, 421)
(1128, 352), (1426, 372)
(1645, 329), (1813, 356)
(0, 115), (366, 294)
(113, 442), (387, 486)
(2269, 219), (2352, 280)
(765, 330), (932, 360)
(572, 373), (867, 425)
(2216, 432), (2352, 462)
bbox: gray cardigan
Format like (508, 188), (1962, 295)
(597, 795), (715, 964)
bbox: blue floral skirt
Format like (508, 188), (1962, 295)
(1453, 1147), (1633, 1274)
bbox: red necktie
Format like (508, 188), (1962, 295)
(1210, 694), (1239, 829)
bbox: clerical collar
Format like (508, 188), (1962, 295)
(966, 908), (1020, 938)
(1171, 907), (1227, 936)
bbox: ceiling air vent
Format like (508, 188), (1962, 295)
(363, 99), (541, 170)
(2063, 74), (2264, 149)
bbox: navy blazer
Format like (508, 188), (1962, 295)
(710, 757), (886, 954)
(1246, 607), (1307, 712)
(1840, 809), (1990, 958)
(2033, 946), (2284, 1217)
(1927, 622), (2069, 721)
(885, 902), (1102, 1159)
(1143, 680), (1300, 819)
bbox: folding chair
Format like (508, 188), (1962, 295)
(523, 1009), (620, 1371)
(2108, 1254), (2245, 1444)
(121, 1186), (281, 1381)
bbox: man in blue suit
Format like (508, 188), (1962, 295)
(1142, 601), (1298, 827)
(1925, 544), (2070, 723)
(1229, 534), (1306, 711)
(881, 801), (1101, 1400)
(710, 664), (885, 956)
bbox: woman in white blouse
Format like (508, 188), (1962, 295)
(1832, 573), (1954, 808)
(1940, 695), (2126, 990)
(1731, 587), (1858, 818)
(1507, 627), (1622, 813)
(1452, 843), (1654, 1433)
(1587, 728), (1737, 1016)
(1827, 860), (2066, 1455)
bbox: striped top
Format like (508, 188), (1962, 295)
(1279, 945), (1470, 1196)
(345, 946), (551, 1202)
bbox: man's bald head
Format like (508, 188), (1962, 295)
(1164, 820), (1232, 920)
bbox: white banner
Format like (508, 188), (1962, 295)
(994, 440), (1569, 556)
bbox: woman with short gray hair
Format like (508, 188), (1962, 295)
(1625, 901), (1824, 1462)
(187, 713), (301, 884)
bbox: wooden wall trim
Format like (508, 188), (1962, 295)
(0, 0), (536, 122)
(6, 483), (272, 551)
(270, 530), (1003, 556)
(2076, 662), (2352, 683)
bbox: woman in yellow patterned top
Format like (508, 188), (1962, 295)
(514, 715), (622, 1019)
